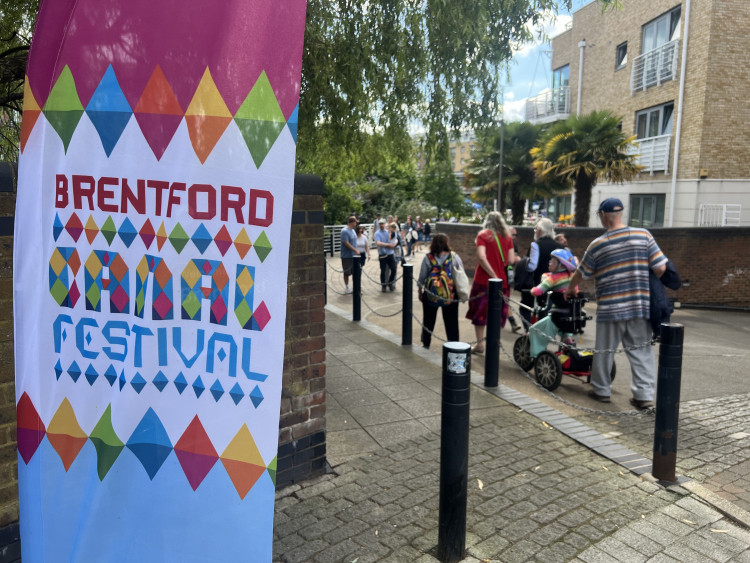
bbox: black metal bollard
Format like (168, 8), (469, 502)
(484, 278), (503, 387)
(652, 323), (684, 482)
(352, 258), (361, 322)
(329, 230), (334, 257)
(438, 342), (471, 563)
(402, 263), (413, 346)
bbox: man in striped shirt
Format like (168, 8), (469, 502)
(565, 198), (667, 409)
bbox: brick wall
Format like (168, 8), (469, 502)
(552, 0), (750, 182)
(437, 222), (750, 310)
(277, 174), (327, 487)
(698, 0), (750, 180)
(0, 162), (18, 562)
(0, 169), (327, 559)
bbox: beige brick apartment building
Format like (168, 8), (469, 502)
(525, 0), (750, 227)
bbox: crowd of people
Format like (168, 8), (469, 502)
(339, 213), (434, 294)
(338, 200), (674, 409)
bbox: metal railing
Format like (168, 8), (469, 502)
(324, 224), (378, 256)
(698, 204), (742, 226)
(631, 39), (680, 94)
(628, 134), (672, 174)
(524, 86), (571, 124)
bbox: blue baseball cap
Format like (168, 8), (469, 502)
(598, 198), (624, 213)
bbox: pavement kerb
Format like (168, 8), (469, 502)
(324, 302), (750, 532)
(683, 480), (750, 530)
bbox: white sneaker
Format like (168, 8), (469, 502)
(345, 286), (352, 294)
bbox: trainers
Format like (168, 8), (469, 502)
(389, 284), (395, 292)
(587, 389), (611, 403)
(509, 317), (521, 334)
(630, 398), (655, 409)
(345, 286), (352, 294)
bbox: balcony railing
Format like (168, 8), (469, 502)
(698, 204), (742, 227)
(631, 39), (680, 94)
(524, 87), (570, 124)
(628, 134), (671, 174)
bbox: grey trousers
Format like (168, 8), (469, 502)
(591, 317), (655, 400)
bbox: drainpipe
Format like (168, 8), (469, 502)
(577, 39), (586, 115)
(668, 0), (691, 227)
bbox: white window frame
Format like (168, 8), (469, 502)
(641, 6), (681, 53)
(615, 41), (628, 70)
(635, 102), (674, 139)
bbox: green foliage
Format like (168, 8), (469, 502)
(531, 110), (642, 226)
(300, 0), (572, 165)
(0, 0), (38, 161)
(465, 121), (568, 224)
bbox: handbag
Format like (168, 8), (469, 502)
(492, 232), (514, 286)
(451, 252), (470, 301)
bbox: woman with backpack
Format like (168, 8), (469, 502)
(465, 211), (516, 354)
(417, 233), (463, 349)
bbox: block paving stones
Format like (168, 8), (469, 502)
(273, 310), (750, 562)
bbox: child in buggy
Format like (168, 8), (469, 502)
(528, 248), (578, 358)
(513, 248), (613, 390)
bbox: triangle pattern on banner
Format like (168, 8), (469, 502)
(185, 68), (233, 163)
(133, 66), (184, 160)
(20, 77), (42, 153)
(42, 65), (84, 152)
(86, 66), (133, 156)
(234, 71), (286, 168)
(47, 398), (87, 471)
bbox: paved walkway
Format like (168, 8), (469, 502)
(324, 254), (750, 513)
(273, 312), (750, 562)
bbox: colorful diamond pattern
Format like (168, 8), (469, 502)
(53, 215), (273, 263)
(23, 62), (298, 163)
(89, 405), (124, 480)
(49, 247), (81, 308)
(127, 408), (173, 479)
(42, 65), (84, 152)
(135, 255), (174, 320)
(234, 265), (255, 329)
(86, 65), (132, 156)
(18, 394), (272, 493)
(47, 398), (87, 471)
(85, 251), (130, 314)
(181, 259), (229, 325)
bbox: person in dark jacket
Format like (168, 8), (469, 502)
(520, 218), (562, 328)
(649, 260), (681, 339)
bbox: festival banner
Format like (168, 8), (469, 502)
(14, 1), (307, 560)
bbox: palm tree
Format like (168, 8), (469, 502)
(530, 110), (642, 227)
(465, 122), (568, 223)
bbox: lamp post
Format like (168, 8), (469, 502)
(497, 119), (504, 212)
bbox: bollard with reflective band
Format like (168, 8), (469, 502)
(438, 342), (471, 563)
(652, 323), (684, 483)
(402, 264), (413, 346)
(484, 278), (503, 387)
(352, 258), (361, 322)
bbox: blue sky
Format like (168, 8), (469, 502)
(503, 0), (590, 121)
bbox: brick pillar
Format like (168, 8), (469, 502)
(0, 161), (19, 562)
(276, 174), (327, 488)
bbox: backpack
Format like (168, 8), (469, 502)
(424, 253), (454, 306)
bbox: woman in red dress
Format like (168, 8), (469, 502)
(465, 211), (516, 354)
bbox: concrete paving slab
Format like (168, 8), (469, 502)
(282, 295), (750, 562)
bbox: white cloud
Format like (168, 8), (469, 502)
(503, 99), (527, 123)
(512, 12), (572, 59)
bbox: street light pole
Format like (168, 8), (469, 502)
(497, 119), (504, 213)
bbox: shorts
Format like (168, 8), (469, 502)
(341, 257), (354, 276)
